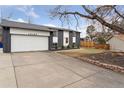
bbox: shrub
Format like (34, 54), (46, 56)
(97, 37), (106, 44)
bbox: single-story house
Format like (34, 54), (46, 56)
(0, 19), (80, 53)
(107, 34), (124, 52)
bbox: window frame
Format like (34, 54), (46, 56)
(65, 37), (69, 44)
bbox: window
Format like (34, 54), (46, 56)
(53, 37), (58, 43)
(65, 37), (69, 43)
(73, 37), (76, 43)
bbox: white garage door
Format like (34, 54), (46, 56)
(11, 35), (48, 52)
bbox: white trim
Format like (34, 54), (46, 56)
(10, 28), (50, 36)
(63, 31), (69, 47)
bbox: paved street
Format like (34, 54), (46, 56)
(0, 52), (124, 88)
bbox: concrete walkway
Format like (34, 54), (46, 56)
(0, 52), (124, 88)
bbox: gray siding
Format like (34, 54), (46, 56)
(76, 32), (80, 48)
(57, 30), (63, 49)
(0, 26), (2, 42)
(49, 32), (53, 50)
(50, 31), (80, 50)
(69, 31), (73, 48)
(2, 27), (11, 53)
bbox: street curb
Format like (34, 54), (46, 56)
(77, 57), (124, 73)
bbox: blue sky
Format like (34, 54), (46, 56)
(0, 5), (88, 37)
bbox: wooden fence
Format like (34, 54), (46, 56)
(80, 41), (95, 47)
(80, 41), (110, 49)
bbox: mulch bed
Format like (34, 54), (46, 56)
(59, 51), (124, 73)
(82, 52), (124, 68)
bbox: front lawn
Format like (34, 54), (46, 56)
(58, 48), (124, 69)
(58, 48), (105, 57)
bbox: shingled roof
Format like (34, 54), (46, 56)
(0, 19), (79, 32)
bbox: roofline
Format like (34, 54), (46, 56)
(0, 19), (55, 32)
(0, 19), (80, 32)
(0, 24), (55, 32)
(45, 26), (80, 32)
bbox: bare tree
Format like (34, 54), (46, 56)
(86, 25), (96, 40)
(27, 15), (32, 24)
(0, 7), (14, 21)
(26, 6), (33, 24)
(6, 12), (14, 20)
(50, 5), (124, 34)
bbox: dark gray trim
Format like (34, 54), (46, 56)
(49, 32), (53, 50)
(76, 32), (80, 48)
(57, 30), (63, 49)
(69, 31), (73, 48)
(2, 27), (11, 53)
(49, 30), (64, 50)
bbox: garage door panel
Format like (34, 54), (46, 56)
(11, 35), (48, 52)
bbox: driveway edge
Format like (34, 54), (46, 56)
(78, 57), (124, 73)
(10, 53), (18, 88)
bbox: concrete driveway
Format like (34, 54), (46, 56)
(0, 51), (124, 88)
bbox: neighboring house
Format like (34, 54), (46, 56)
(0, 19), (80, 53)
(108, 35), (124, 52)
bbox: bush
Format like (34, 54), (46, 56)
(62, 45), (65, 49)
(67, 45), (72, 48)
(97, 37), (106, 44)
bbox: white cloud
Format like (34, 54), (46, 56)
(10, 18), (27, 23)
(28, 8), (39, 18)
(16, 18), (25, 22)
(16, 6), (27, 12)
(42, 24), (57, 27)
(16, 6), (40, 18)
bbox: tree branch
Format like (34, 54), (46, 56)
(50, 5), (124, 34)
(57, 11), (94, 20)
(113, 7), (124, 19)
(82, 5), (124, 34)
